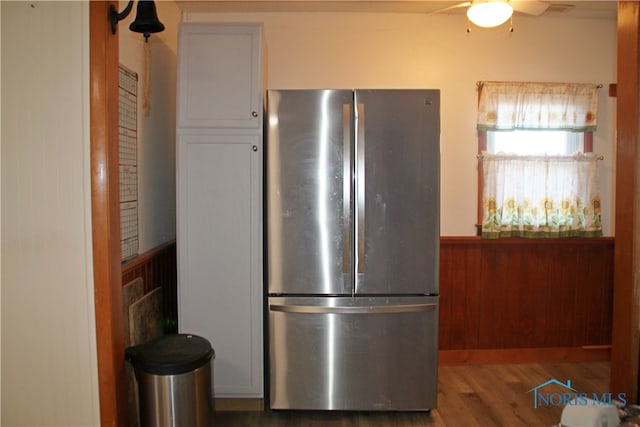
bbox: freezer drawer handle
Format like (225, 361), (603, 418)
(269, 303), (437, 314)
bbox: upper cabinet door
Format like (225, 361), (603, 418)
(178, 23), (263, 129)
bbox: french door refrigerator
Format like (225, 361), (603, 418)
(266, 89), (440, 411)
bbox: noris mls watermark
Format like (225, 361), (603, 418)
(527, 378), (627, 409)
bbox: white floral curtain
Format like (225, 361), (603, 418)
(477, 82), (599, 131)
(481, 152), (603, 238)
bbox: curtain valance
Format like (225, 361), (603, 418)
(477, 81), (599, 132)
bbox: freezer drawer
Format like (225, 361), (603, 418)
(268, 296), (438, 411)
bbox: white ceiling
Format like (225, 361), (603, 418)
(174, 0), (617, 18)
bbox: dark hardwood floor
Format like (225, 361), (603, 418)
(214, 361), (610, 427)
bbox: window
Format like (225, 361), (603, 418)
(476, 82), (602, 239)
(487, 130), (584, 156)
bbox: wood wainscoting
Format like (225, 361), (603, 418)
(439, 237), (614, 365)
(118, 237), (612, 366)
(121, 240), (178, 333)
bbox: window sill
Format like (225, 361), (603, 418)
(440, 235), (614, 246)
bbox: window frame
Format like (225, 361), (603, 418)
(475, 130), (593, 236)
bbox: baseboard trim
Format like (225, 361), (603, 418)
(214, 398), (264, 412)
(439, 346), (611, 365)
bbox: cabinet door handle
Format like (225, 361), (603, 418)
(251, 111), (258, 118)
(252, 145), (258, 152)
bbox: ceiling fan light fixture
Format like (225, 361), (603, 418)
(467, 0), (514, 28)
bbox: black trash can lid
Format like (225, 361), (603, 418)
(125, 334), (214, 376)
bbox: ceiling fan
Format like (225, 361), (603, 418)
(429, 0), (550, 30)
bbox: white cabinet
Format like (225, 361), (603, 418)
(176, 23), (263, 398)
(177, 23), (263, 130)
(177, 134), (262, 397)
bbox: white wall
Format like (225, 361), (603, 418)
(0, 2), (99, 426)
(184, 10), (617, 236)
(120, 1), (181, 253)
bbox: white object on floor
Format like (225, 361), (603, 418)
(561, 398), (620, 427)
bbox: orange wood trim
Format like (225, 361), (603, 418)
(90, 2), (126, 426)
(476, 85), (485, 236)
(584, 131), (594, 152)
(439, 347), (611, 366)
(476, 131), (486, 236)
(611, 1), (640, 402)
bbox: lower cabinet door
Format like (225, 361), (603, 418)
(178, 133), (263, 397)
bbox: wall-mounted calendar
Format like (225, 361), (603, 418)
(119, 65), (139, 261)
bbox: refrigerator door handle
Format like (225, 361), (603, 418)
(270, 303), (437, 314)
(356, 102), (366, 276)
(342, 104), (351, 274)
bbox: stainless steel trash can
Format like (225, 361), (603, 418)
(125, 334), (214, 427)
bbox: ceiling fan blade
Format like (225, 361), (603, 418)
(511, 0), (550, 16)
(425, 2), (471, 17)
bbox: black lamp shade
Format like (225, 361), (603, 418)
(129, 0), (165, 39)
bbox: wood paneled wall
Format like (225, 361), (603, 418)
(118, 238), (612, 364)
(440, 237), (614, 363)
(121, 240), (178, 333)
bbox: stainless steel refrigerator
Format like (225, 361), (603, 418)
(266, 89), (440, 411)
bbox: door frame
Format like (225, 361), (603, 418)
(90, 2), (126, 425)
(611, 1), (640, 403)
